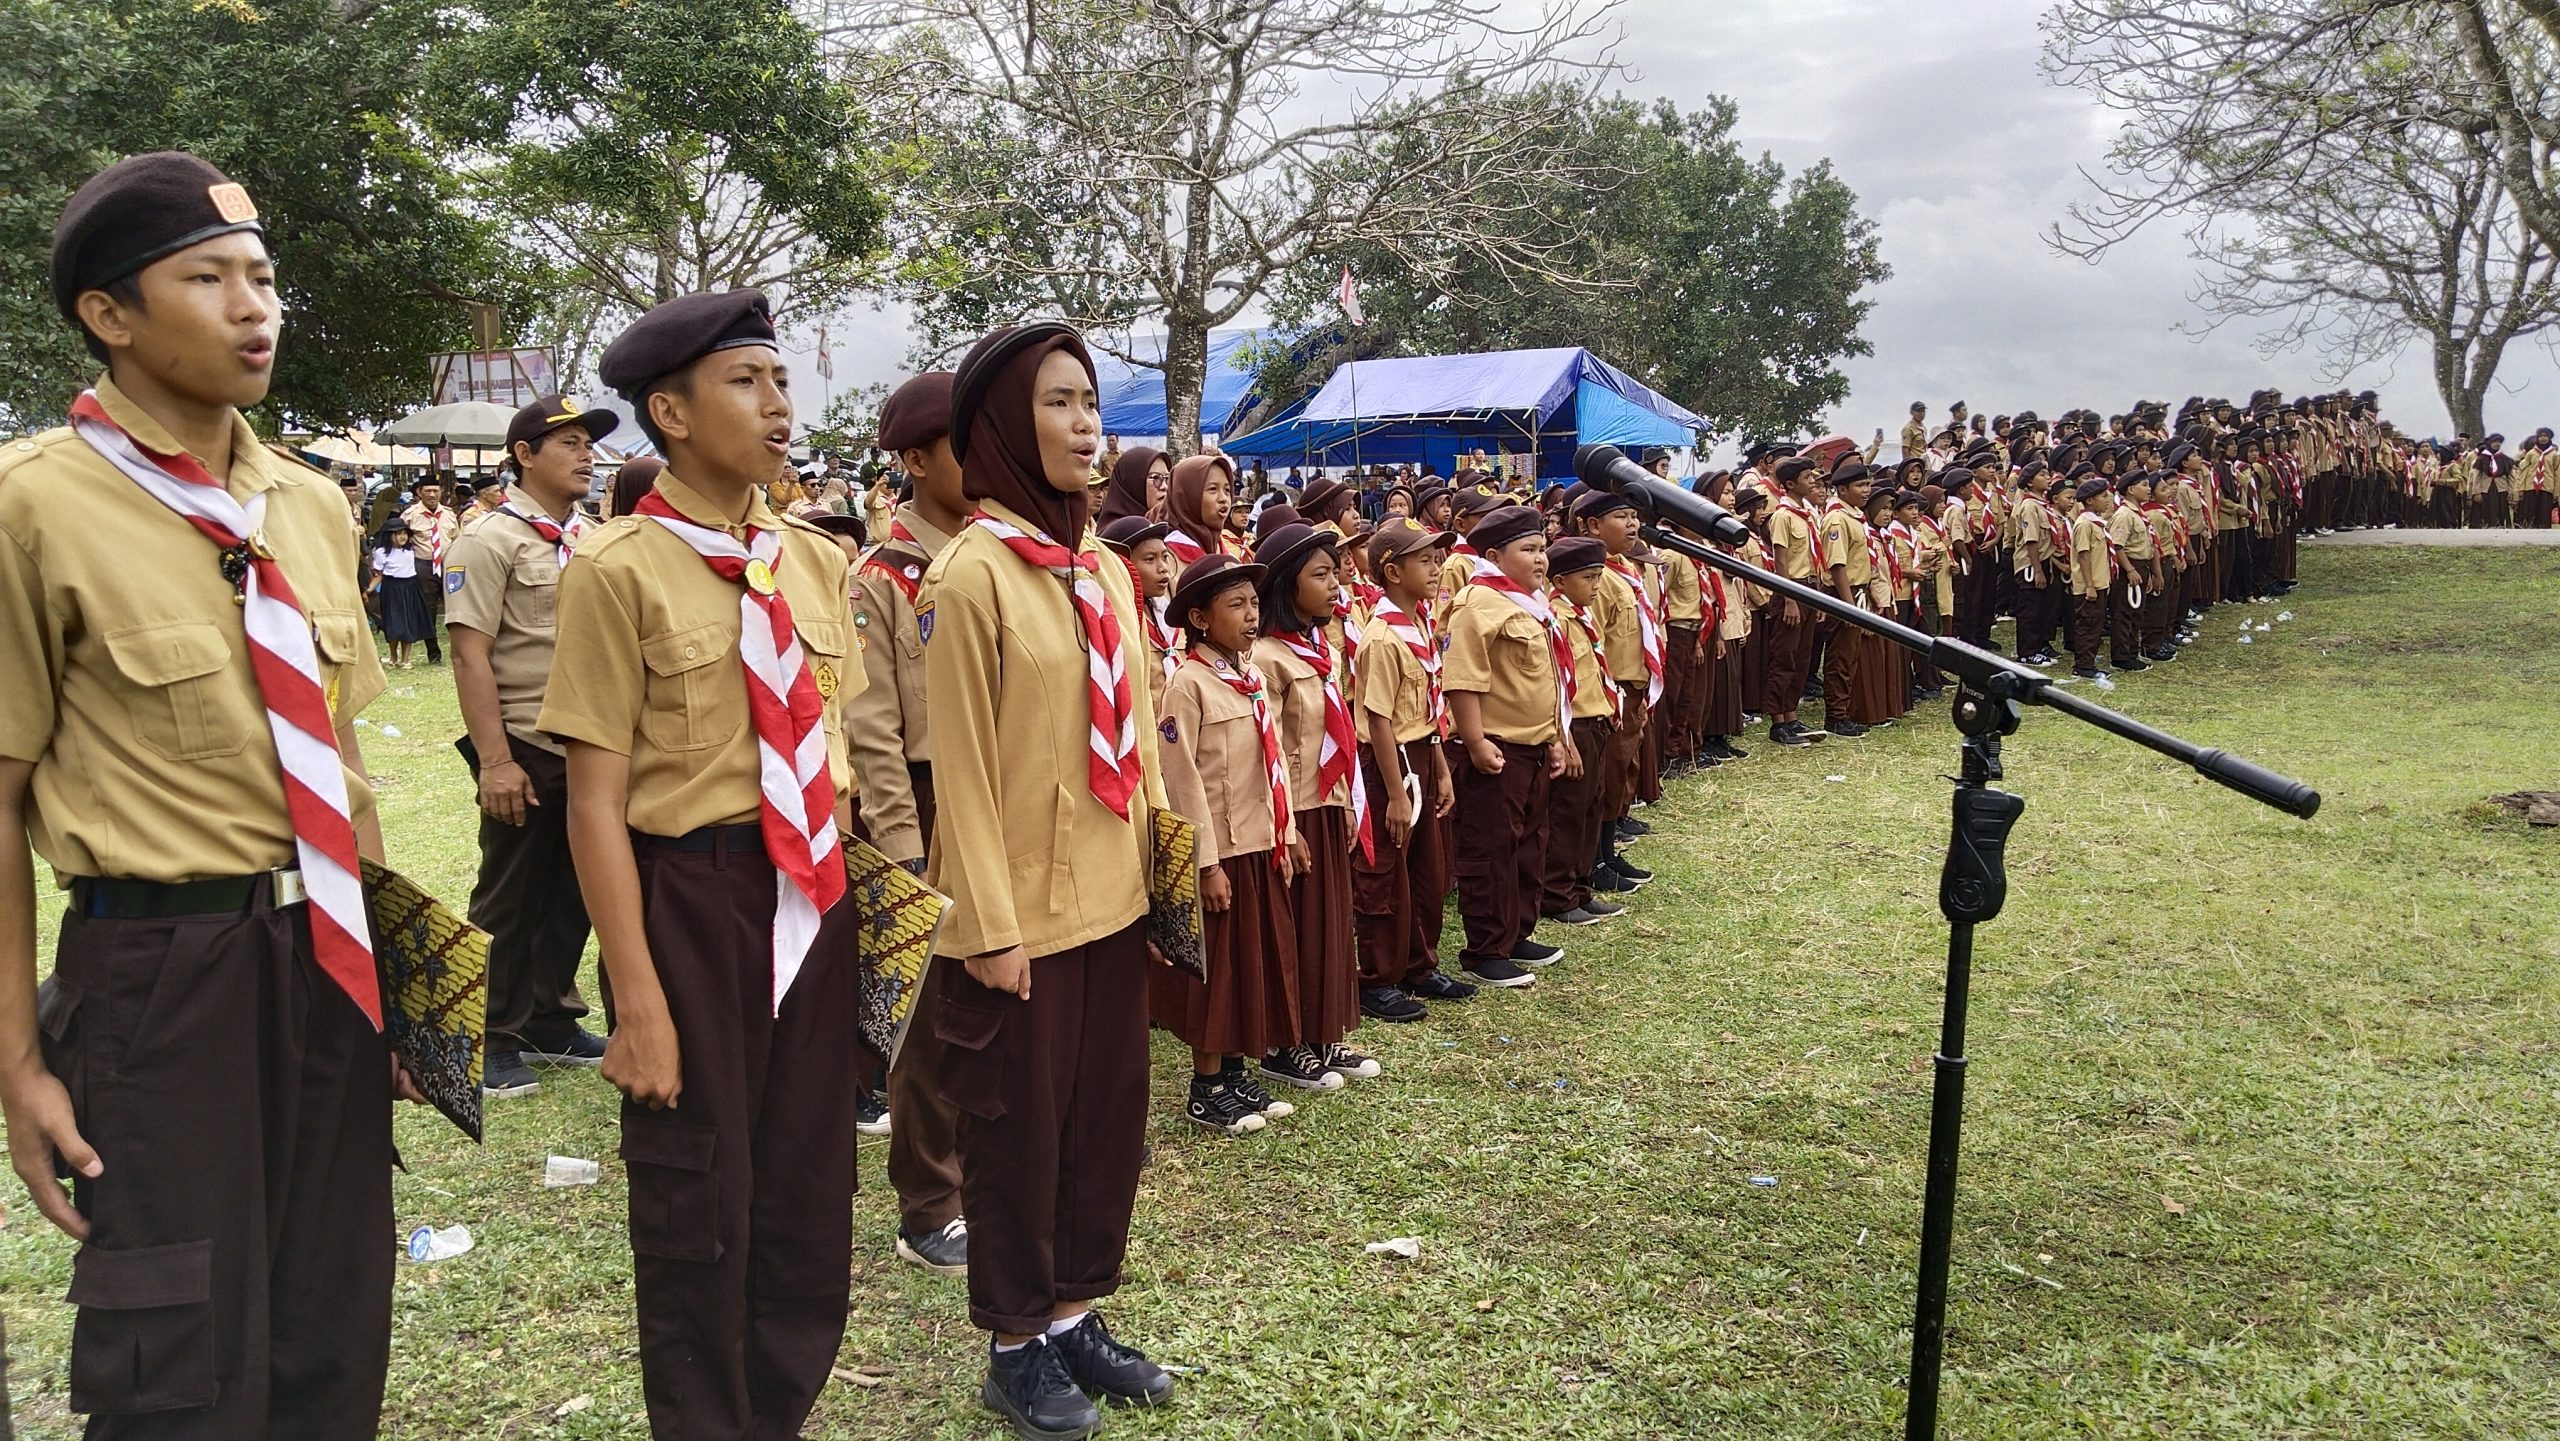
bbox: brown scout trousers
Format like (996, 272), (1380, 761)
(1451, 740), (1550, 968)
(1762, 606), (1814, 718)
(1819, 611), (1861, 725)
(1352, 739), (1451, 989)
(884, 764), (963, 1238)
(468, 735), (594, 1052)
(931, 920), (1151, 1335)
(626, 832), (865, 1441)
(43, 880), (392, 1441)
(2109, 574), (2145, 666)
(1540, 716), (1612, 916)
(2072, 591), (2105, 674)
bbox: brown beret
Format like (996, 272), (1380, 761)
(1572, 488), (1636, 521)
(599, 289), (778, 401)
(53, 151), (265, 322)
(877, 371), (956, 453)
(1472, 504), (1544, 552)
(1450, 489), (1504, 520)
(1368, 517), (1456, 566)
(1099, 515), (1172, 551)
(1170, 553), (1263, 625)
(1547, 536), (1606, 574)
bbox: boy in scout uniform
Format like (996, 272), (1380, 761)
(2, 151), (407, 1439)
(541, 289), (870, 1441)
(446, 394), (614, 1099)
(1352, 519), (1471, 1019)
(1538, 537), (1625, 929)
(1760, 457), (1827, 746)
(2105, 473), (2160, 672)
(1574, 491), (1656, 892)
(1818, 462), (1875, 738)
(843, 371), (972, 1278)
(1901, 401), (1930, 463)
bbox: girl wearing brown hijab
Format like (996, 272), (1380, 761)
(921, 322), (1177, 1436)
(1099, 444), (1167, 526)
(1155, 452), (1241, 564)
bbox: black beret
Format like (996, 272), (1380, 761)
(1472, 504), (1544, 552)
(1170, 554), (1262, 625)
(1547, 536), (1606, 574)
(1940, 466), (1976, 493)
(504, 394), (618, 455)
(878, 371), (956, 453)
(2162, 441), (2196, 469)
(1830, 459), (1873, 486)
(599, 289), (778, 402)
(1572, 489), (1636, 520)
(949, 322), (1082, 461)
(2074, 479), (2109, 502)
(807, 513), (867, 544)
(2066, 462), (2096, 481)
(52, 151), (265, 322)
(1774, 457), (1816, 483)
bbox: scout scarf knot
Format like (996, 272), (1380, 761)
(634, 491), (844, 1012)
(1276, 627), (1373, 862)
(70, 391), (382, 1029)
(1192, 646), (1292, 869)
(1469, 558), (1574, 735)
(972, 510), (1144, 820)
(1607, 555), (1667, 704)
(1370, 597), (1446, 736)
(497, 501), (588, 569)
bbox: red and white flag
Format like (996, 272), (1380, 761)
(1337, 266), (1364, 328)
(816, 323), (835, 381)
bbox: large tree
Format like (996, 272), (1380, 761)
(836, 0), (1621, 452)
(1262, 95), (1889, 445)
(0, 0), (527, 434)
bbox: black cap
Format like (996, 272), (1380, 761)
(1547, 536), (1606, 574)
(1170, 553), (1263, 625)
(1472, 504), (1544, 551)
(599, 289), (778, 401)
(807, 513), (867, 543)
(1830, 459), (1873, 487)
(52, 151), (265, 322)
(504, 394), (618, 455)
(1099, 515), (1171, 552)
(878, 371), (957, 453)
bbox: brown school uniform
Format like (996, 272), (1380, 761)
(917, 500), (1164, 1336)
(1541, 592), (1616, 917)
(1351, 608), (1449, 989)
(2104, 503), (2153, 665)
(843, 502), (968, 1240)
(1150, 650), (1302, 1056)
(1818, 501), (1871, 724)
(1593, 562), (1647, 823)
(1256, 630), (1360, 1049)
(0, 377), (396, 1440)
(1442, 583), (1558, 970)
(1763, 501), (1820, 715)
(538, 471), (866, 1441)
(1660, 549), (1704, 766)
(2067, 508), (2110, 673)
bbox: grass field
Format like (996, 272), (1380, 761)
(3, 545), (2557, 1439)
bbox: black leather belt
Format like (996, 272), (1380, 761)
(72, 868), (305, 920)
(634, 824), (766, 856)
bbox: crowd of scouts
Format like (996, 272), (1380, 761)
(0, 149), (2420, 1441)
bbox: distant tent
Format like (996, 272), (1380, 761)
(1094, 329), (1280, 441)
(1221, 347), (1703, 481)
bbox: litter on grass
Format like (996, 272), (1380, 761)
(1365, 1237), (1424, 1259)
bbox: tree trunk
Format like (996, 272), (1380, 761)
(1163, 314), (1209, 456)
(2432, 339), (2489, 437)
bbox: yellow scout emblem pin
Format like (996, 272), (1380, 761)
(743, 558), (777, 595)
(813, 661), (838, 699)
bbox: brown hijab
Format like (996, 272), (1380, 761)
(1156, 453), (1235, 552)
(1100, 445), (1163, 525)
(954, 324), (1098, 543)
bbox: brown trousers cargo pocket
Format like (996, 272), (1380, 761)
(619, 1117), (722, 1264)
(66, 1238), (217, 1415)
(932, 984), (1010, 1122)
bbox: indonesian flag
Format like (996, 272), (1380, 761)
(1338, 266), (1364, 328)
(816, 323), (835, 381)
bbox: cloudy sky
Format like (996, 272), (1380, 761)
(814, 0), (2560, 444)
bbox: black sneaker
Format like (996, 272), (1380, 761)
(1720, 741), (1749, 760)
(1405, 971), (1477, 1002)
(1660, 757), (1694, 780)
(983, 1338), (1102, 1439)
(1260, 1046), (1346, 1092)
(2113, 657), (2150, 672)
(1360, 984), (1428, 1023)
(1824, 720), (1870, 739)
(1510, 938), (1564, 967)
(856, 1089), (892, 1136)
(1617, 816), (1653, 838)
(1868, 717), (1897, 729)
(2145, 648), (2178, 663)
(896, 1217), (968, 1275)
(1771, 722), (1813, 748)
(1588, 865), (1638, 894)
(1184, 1077), (1267, 1134)
(1553, 905), (1608, 926)
(1050, 1312), (1174, 1408)
(1325, 1042), (1382, 1081)
(1223, 1064), (1296, 1119)
(521, 1028), (607, 1067)
(2072, 666), (2102, 680)
(1461, 958), (1538, 989)
(1603, 855), (1653, 886)
(482, 1051), (541, 1098)
(1578, 897), (1627, 919)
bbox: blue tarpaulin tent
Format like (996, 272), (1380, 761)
(1094, 329), (1273, 440)
(1220, 347), (1704, 481)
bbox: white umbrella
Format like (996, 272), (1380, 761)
(379, 401), (518, 449)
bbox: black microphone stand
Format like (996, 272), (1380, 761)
(1624, 503), (2319, 1440)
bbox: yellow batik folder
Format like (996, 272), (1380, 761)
(363, 859), (487, 1143)
(844, 837), (950, 1067)
(1148, 807), (1207, 981)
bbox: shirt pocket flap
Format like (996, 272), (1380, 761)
(311, 608), (366, 664)
(67, 1239), (212, 1310)
(101, 620), (231, 686)
(641, 623), (734, 678)
(792, 615), (847, 659)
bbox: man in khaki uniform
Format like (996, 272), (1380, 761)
(842, 371), (970, 1278)
(402, 477), (459, 664)
(446, 394), (616, 1097)
(1762, 457), (1827, 745)
(1, 150), (407, 1440)
(1900, 401), (1929, 464)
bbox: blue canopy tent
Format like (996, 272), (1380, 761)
(1220, 347), (1704, 483)
(1093, 329), (1275, 441)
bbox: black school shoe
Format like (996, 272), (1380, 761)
(1360, 984), (1428, 1022)
(983, 1338), (1103, 1440)
(1462, 957), (1538, 989)
(1261, 1046), (1347, 1092)
(896, 1217), (969, 1276)
(482, 1052), (541, 1098)
(1511, 938), (1565, 967)
(520, 1027), (606, 1066)
(1051, 1311), (1175, 1407)
(1617, 816), (1653, 838)
(1588, 865), (1638, 894)
(1223, 1060), (1297, 1119)
(1405, 971), (1478, 1002)
(1824, 719), (1870, 739)
(1184, 1076), (1267, 1134)
(2113, 657), (2151, 672)
(1770, 721), (1814, 748)
(1602, 854), (1653, 887)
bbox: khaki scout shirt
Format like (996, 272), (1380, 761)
(844, 503), (954, 863)
(1594, 564), (1646, 686)
(1435, 547), (1477, 632)
(1662, 550), (1703, 624)
(2106, 504), (2156, 562)
(919, 500), (1167, 961)
(1253, 632), (1351, 812)
(1901, 420), (1929, 462)
(1768, 503), (1819, 580)
(1554, 594), (1614, 720)
(2011, 495), (2055, 570)
(1443, 584), (1559, 746)
(2068, 510), (2111, 596)
(1161, 653), (1292, 869)
(442, 484), (573, 754)
(0, 377), (387, 881)
(1820, 504), (1874, 588)
(1353, 611), (1436, 746)
(537, 471), (858, 836)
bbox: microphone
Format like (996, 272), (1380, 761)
(1574, 444), (1752, 546)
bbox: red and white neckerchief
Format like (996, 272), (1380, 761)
(1275, 627), (1372, 862)
(972, 510), (1144, 820)
(1140, 592), (1181, 682)
(1551, 591), (1602, 698)
(2080, 512), (2117, 584)
(635, 492), (844, 1012)
(1163, 527), (1209, 566)
(1605, 555), (1665, 705)
(1370, 597), (1445, 737)
(1190, 646), (1291, 869)
(1885, 520), (1919, 594)
(413, 505), (456, 569)
(1449, 536), (1478, 559)
(1775, 498), (1824, 578)
(1470, 558), (1573, 734)
(860, 518), (932, 605)
(70, 391), (381, 1030)
(497, 501), (589, 569)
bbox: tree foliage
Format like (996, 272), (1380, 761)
(1263, 94), (1889, 446)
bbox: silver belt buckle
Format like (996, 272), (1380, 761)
(273, 867), (307, 907)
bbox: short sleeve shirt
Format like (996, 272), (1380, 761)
(442, 486), (572, 753)
(1443, 585), (1559, 746)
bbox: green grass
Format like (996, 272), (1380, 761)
(5, 546), (2559, 1438)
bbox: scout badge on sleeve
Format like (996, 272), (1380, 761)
(363, 860), (489, 1142)
(843, 837), (951, 1067)
(1147, 807), (1207, 981)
